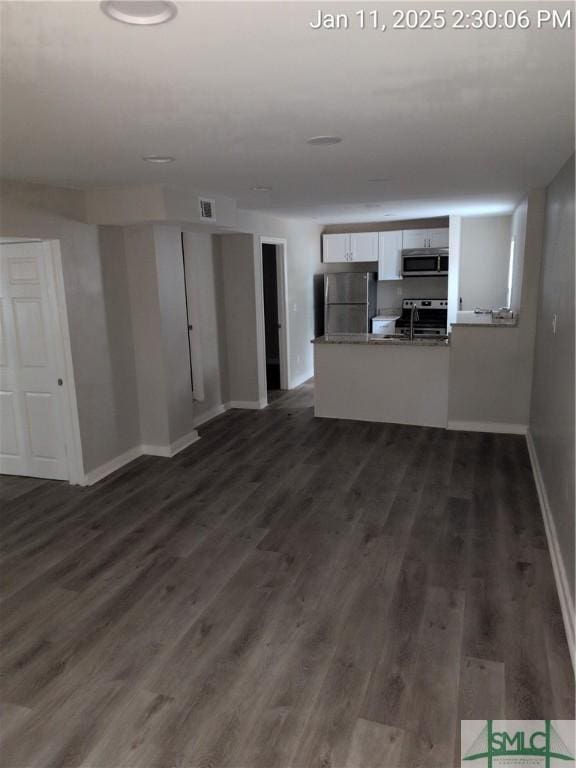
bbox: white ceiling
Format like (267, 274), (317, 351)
(1, 1), (574, 223)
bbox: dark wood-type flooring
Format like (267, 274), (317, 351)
(1, 382), (574, 767)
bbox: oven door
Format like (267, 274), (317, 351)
(402, 251), (439, 276)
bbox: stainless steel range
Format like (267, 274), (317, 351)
(395, 299), (448, 338)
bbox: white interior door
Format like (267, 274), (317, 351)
(0, 242), (69, 480)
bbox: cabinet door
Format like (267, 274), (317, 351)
(350, 232), (378, 262)
(428, 228), (449, 248)
(322, 234), (349, 263)
(401, 229), (428, 249)
(378, 231), (403, 280)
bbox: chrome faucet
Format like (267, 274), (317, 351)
(409, 304), (419, 341)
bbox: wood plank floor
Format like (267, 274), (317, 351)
(1, 381), (573, 767)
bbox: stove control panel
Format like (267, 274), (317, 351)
(402, 299), (448, 309)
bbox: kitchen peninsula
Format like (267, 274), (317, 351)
(313, 334), (450, 428)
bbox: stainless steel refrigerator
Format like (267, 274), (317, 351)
(324, 272), (377, 334)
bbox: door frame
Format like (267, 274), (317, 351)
(181, 232), (205, 403)
(0, 238), (84, 484)
(256, 237), (290, 403)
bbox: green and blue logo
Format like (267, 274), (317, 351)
(462, 720), (574, 767)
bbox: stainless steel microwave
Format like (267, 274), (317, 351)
(401, 248), (449, 277)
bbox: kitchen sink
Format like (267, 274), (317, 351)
(371, 333), (449, 343)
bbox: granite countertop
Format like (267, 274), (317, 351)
(451, 311), (518, 328)
(313, 334), (450, 347)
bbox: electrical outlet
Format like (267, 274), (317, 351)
(552, 314), (558, 335)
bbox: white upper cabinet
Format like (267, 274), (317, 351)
(428, 228), (449, 248)
(378, 231), (403, 280)
(350, 232), (378, 262)
(401, 229), (428, 250)
(322, 234), (349, 263)
(402, 227), (449, 249)
(324, 227), (449, 264)
(322, 232), (378, 262)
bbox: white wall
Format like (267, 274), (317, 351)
(85, 184), (238, 229)
(510, 198), (528, 312)
(0, 181), (320, 475)
(218, 233), (262, 405)
(237, 209), (322, 388)
(97, 227), (141, 455)
(124, 225), (171, 448)
(124, 224), (196, 449)
(529, 154), (575, 623)
(153, 225), (196, 444)
(448, 192), (545, 430)
(180, 213), (321, 419)
(377, 277), (448, 312)
(459, 215), (511, 310)
(0, 183), (140, 474)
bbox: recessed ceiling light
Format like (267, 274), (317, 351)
(142, 155), (175, 163)
(251, 186), (272, 192)
(101, 1), (177, 25)
(306, 135), (342, 146)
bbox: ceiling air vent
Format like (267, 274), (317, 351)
(199, 197), (216, 221)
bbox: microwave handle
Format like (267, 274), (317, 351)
(437, 255), (441, 272)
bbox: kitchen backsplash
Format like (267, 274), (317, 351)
(377, 276), (448, 310)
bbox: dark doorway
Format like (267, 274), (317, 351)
(262, 243), (281, 392)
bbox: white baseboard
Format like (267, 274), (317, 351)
(83, 430), (200, 485)
(228, 398), (267, 410)
(142, 429), (200, 458)
(526, 430), (575, 669)
(447, 420), (527, 435)
(168, 429), (201, 455)
(193, 403), (230, 428)
(194, 385), (310, 423)
(289, 369), (314, 390)
(82, 446), (144, 486)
